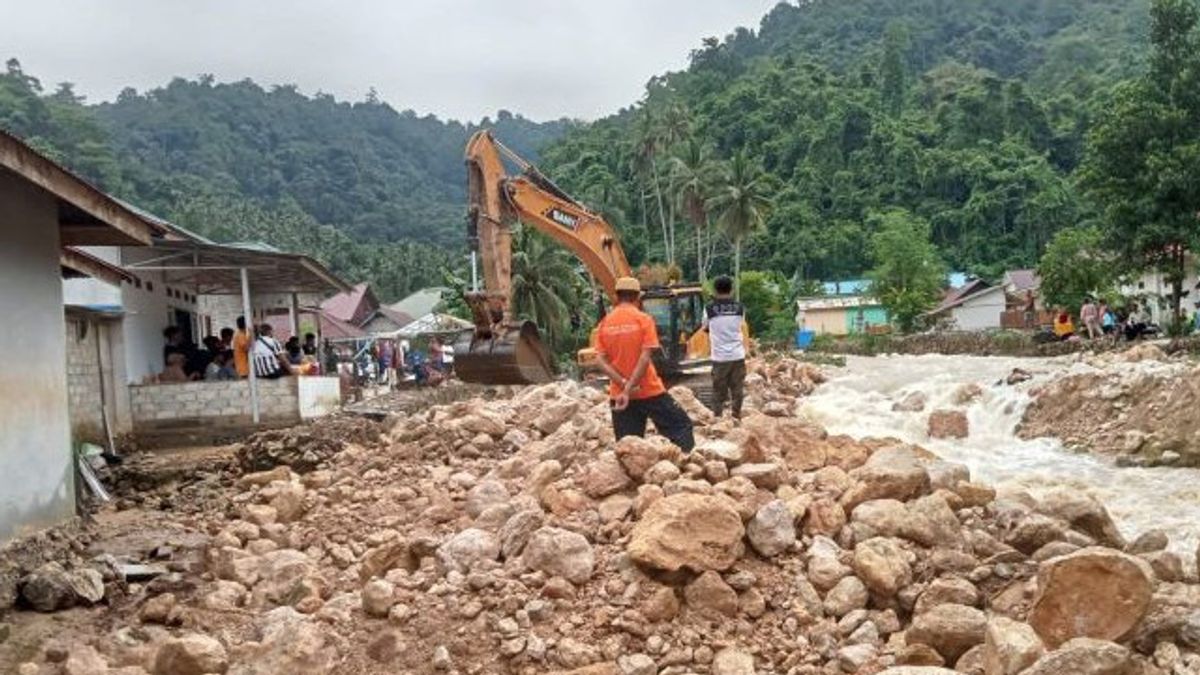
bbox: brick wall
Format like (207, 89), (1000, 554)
(65, 317), (104, 443)
(130, 378), (300, 432)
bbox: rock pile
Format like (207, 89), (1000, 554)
(1019, 346), (1200, 466)
(8, 357), (1200, 674)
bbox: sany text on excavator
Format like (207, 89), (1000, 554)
(452, 131), (733, 390)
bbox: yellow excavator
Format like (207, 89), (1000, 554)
(452, 131), (723, 389)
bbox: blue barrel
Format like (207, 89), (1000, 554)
(795, 329), (815, 349)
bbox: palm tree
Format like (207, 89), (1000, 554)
(510, 226), (581, 346)
(632, 109), (671, 264)
(707, 152), (774, 298)
(669, 137), (717, 283)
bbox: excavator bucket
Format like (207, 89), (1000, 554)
(452, 320), (557, 385)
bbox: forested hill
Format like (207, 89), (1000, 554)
(540, 0), (1152, 283)
(0, 59), (569, 300)
(93, 78), (571, 246)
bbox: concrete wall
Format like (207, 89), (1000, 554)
(0, 170), (75, 541)
(65, 316), (104, 443)
(130, 378), (301, 433)
(953, 289), (1006, 331)
(64, 315), (126, 440)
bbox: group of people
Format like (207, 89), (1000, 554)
(1053, 297), (1154, 342)
(157, 317), (321, 383)
(593, 274), (747, 453)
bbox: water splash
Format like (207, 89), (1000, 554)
(800, 353), (1200, 554)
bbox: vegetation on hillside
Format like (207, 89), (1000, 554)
(0, 58), (569, 301)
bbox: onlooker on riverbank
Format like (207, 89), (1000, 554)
(1125, 303), (1149, 341)
(1054, 310), (1076, 341)
(1080, 297), (1100, 339)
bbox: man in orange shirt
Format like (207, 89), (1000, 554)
(595, 277), (695, 452)
(232, 316), (252, 378)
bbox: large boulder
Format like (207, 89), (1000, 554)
(853, 537), (913, 597)
(521, 527), (595, 584)
(1021, 638), (1131, 675)
(436, 528), (500, 574)
(1028, 548), (1154, 648)
(684, 570), (738, 617)
(153, 633), (229, 675)
(628, 493), (745, 572)
(577, 452), (632, 499)
(982, 617), (1044, 675)
(615, 435), (677, 481)
(840, 447), (931, 510)
(466, 480), (510, 518)
(711, 648), (755, 675)
(1037, 489), (1126, 549)
(907, 603), (987, 664)
(229, 607), (337, 674)
(927, 410), (969, 439)
(19, 563), (105, 612)
(746, 500), (796, 557)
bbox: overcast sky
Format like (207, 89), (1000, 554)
(0, 0), (779, 122)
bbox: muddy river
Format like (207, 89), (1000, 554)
(800, 354), (1200, 554)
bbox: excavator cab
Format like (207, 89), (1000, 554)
(640, 285), (708, 379)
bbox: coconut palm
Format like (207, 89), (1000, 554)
(669, 137), (718, 282)
(707, 152), (774, 298)
(510, 226), (582, 346)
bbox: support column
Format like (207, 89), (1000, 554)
(289, 293), (299, 339)
(241, 268), (260, 424)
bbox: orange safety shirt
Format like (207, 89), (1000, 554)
(233, 330), (251, 378)
(596, 303), (666, 400)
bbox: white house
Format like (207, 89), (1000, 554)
(1119, 254), (1200, 326)
(924, 279), (1006, 331)
(0, 130), (166, 541)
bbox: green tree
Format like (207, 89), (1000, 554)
(867, 209), (945, 333)
(1081, 0), (1200, 323)
(707, 152), (774, 297)
(880, 22), (909, 117)
(1037, 226), (1117, 314)
(668, 137), (718, 282)
(509, 227), (582, 347)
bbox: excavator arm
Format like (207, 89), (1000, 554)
(457, 130), (632, 384)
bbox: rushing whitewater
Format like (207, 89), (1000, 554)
(800, 353), (1200, 554)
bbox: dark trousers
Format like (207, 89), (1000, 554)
(612, 393), (695, 452)
(712, 359), (746, 419)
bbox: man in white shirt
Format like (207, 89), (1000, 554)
(703, 276), (748, 419)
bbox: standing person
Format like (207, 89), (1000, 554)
(703, 275), (748, 420)
(1080, 297), (1100, 339)
(219, 327), (235, 351)
(1023, 290), (1037, 329)
(232, 316), (252, 379)
(252, 324), (290, 379)
(302, 333), (318, 357)
(595, 277), (695, 452)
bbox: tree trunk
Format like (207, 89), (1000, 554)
(734, 238), (742, 301)
(650, 165), (671, 265)
(1174, 246), (1186, 325)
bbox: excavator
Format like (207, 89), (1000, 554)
(452, 130), (724, 391)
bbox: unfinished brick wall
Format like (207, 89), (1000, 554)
(65, 317), (104, 443)
(130, 377), (300, 433)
